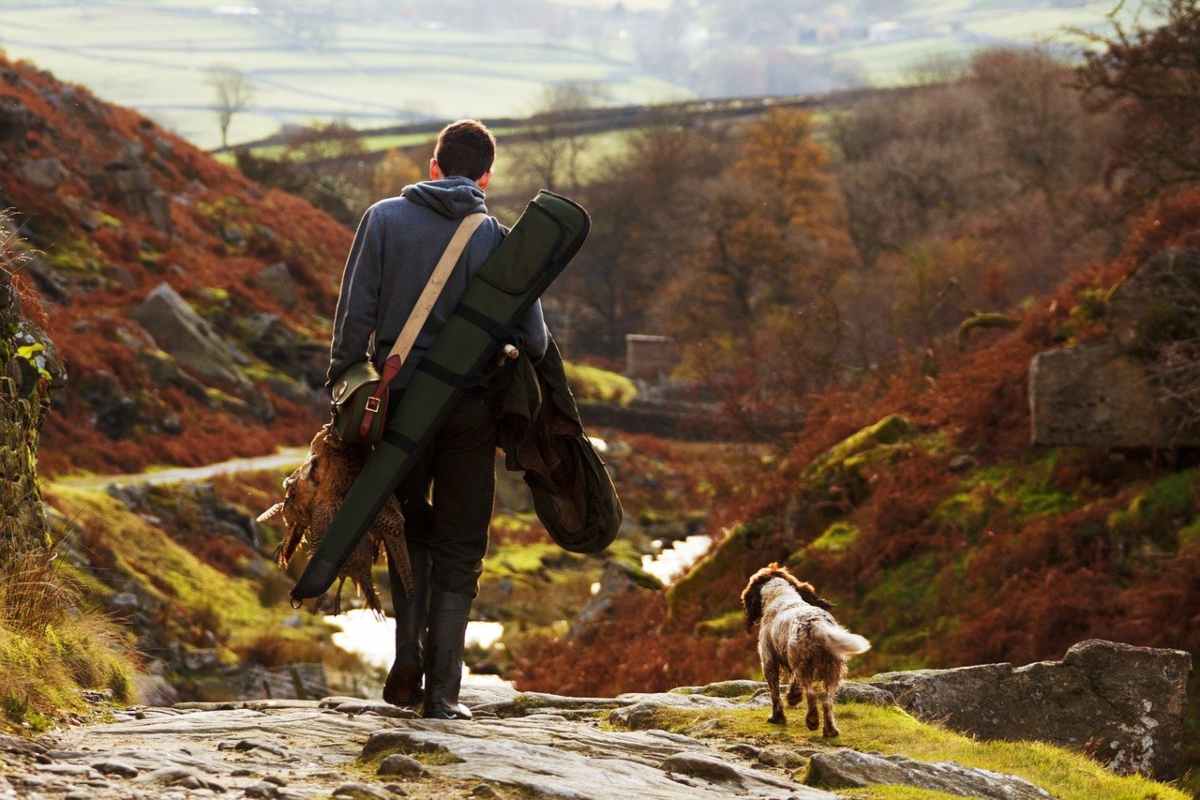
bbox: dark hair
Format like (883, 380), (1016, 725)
(434, 119), (496, 181)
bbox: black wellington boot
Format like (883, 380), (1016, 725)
(422, 591), (474, 720)
(383, 543), (430, 707)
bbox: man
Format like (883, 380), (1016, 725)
(326, 120), (548, 720)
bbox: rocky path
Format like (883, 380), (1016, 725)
(0, 676), (1103, 800)
(2, 684), (843, 800)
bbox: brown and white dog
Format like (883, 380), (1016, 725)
(741, 563), (870, 736)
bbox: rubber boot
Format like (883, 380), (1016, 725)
(383, 543), (430, 706)
(422, 591), (474, 720)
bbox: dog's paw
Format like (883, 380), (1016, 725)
(822, 726), (840, 738)
(786, 685), (803, 707)
(767, 711), (787, 725)
(805, 711), (820, 731)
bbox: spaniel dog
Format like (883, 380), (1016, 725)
(741, 563), (870, 736)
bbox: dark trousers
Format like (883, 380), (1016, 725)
(386, 391), (496, 598)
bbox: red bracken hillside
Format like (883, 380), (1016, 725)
(0, 55), (351, 476)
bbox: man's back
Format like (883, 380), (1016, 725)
(326, 175), (547, 389)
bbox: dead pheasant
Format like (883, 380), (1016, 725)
(258, 425), (412, 613)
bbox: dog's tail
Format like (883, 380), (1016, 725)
(816, 621), (871, 658)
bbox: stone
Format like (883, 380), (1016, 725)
(469, 785), (501, 799)
(1030, 249), (1200, 448)
(868, 639), (1192, 779)
(133, 674), (180, 707)
(1029, 343), (1183, 447)
(235, 312), (327, 387)
(109, 592), (140, 613)
(569, 561), (663, 640)
(132, 283), (252, 392)
(18, 157), (68, 189)
(90, 759), (138, 778)
(248, 262), (301, 310)
(659, 752), (744, 786)
(948, 454), (977, 473)
(834, 681), (896, 706)
(756, 745), (807, 769)
(92, 156), (174, 234)
(805, 749), (1052, 799)
(376, 754), (426, 779)
(137, 766), (225, 792)
(332, 784), (393, 800)
(607, 702), (663, 730)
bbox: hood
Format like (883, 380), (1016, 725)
(401, 176), (488, 219)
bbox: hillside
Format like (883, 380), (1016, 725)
(0, 53), (349, 476)
(511, 192), (1200, 788)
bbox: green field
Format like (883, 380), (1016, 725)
(0, 1), (688, 149)
(0, 0), (1148, 151)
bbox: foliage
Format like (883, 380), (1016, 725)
(1076, 0), (1200, 208)
(563, 360), (637, 406)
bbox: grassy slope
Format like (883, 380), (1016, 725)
(611, 701), (1187, 800)
(0, 54), (349, 477)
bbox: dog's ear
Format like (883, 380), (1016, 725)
(741, 570), (768, 632)
(797, 584), (836, 611)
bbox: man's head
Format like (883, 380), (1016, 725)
(430, 119), (495, 190)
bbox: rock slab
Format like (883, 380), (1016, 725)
(806, 749), (1053, 800)
(868, 639), (1192, 779)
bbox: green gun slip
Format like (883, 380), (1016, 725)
(292, 190), (591, 602)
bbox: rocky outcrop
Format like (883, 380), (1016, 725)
(869, 639), (1192, 779)
(132, 282), (252, 392)
(805, 749), (1053, 799)
(1031, 249), (1200, 447)
(91, 143), (173, 234)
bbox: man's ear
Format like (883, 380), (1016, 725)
(477, 170), (491, 191)
(429, 158), (443, 180)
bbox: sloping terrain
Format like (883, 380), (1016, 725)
(0, 53), (349, 476)
(513, 191), (1200, 789)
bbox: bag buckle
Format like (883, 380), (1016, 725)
(364, 396), (382, 414)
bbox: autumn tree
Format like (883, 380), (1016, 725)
(656, 110), (854, 415)
(208, 66), (254, 149)
(373, 148), (424, 200)
(1076, 0), (1200, 209)
(551, 124), (720, 356)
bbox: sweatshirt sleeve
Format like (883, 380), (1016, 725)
(326, 206), (384, 387)
(518, 299), (549, 361)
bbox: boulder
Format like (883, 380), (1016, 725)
(1029, 343), (1182, 447)
(568, 561), (662, 640)
(17, 157), (68, 189)
(805, 749), (1052, 799)
(868, 639), (1192, 779)
(235, 313), (326, 386)
(92, 156), (173, 234)
(132, 283), (251, 392)
(248, 261), (301, 310)
(1030, 248), (1200, 448)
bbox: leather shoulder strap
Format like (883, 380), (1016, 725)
(384, 212), (487, 367)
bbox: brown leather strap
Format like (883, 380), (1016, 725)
(358, 212), (487, 440)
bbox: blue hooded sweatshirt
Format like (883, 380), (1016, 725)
(326, 176), (549, 389)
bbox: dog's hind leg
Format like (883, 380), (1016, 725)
(805, 687), (821, 731)
(786, 676), (804, 707)
(821, 681), (840, 738)
(761, 642), (785, 725)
